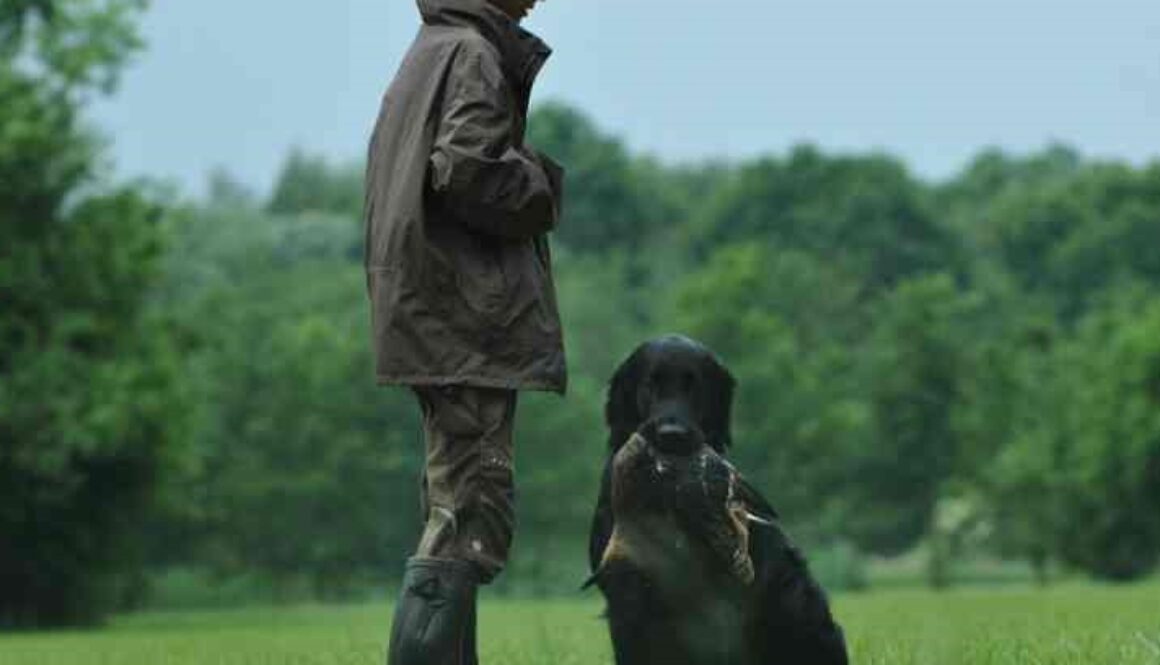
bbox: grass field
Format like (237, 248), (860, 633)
(2, 583), (1158, 664)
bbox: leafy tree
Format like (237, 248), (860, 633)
(847, 275), (968, 565)
(982, 287), (1160, 583)
(687, 146), (962, 291)
(938, 145), (1083, 231)
(984, 367), (1068, 584)
(951, 288), (1061, 582)
(150, 197), (422, 596)
(1047, 290), (1160, 580)
(673, 243), (870, 540)
(960, 153), (1160, 318)
(0, 0), (187, 627)
(527, 103), (664, 255)
(266, 149), (364, 220)
(1046, 164), (1160, 309)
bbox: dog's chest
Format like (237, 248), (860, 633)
(606, 516), (753, 664)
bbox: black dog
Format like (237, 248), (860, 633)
(587, 335), (848, 665)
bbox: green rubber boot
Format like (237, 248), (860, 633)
(386, 558), (478, 665)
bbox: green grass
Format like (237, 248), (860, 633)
(2, 583), (1159, 664)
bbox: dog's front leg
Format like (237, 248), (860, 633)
(599, 562), (681, 665)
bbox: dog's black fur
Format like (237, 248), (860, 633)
(588, 335), (849, 665)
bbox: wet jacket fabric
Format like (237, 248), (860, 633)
(364, 0), (567, 394)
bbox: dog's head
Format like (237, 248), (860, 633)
(605, 334), (735, 456)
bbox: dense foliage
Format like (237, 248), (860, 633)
(144, 117), (1160, 599)
(0, 0), (186, 627)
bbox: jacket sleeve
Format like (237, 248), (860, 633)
(428, 47), (564, 239)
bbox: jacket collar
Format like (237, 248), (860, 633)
(417, 0), (551, 93)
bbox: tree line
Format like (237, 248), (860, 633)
(3, 1), (1159, 628)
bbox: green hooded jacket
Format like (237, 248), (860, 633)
(364, 0), (567, 393)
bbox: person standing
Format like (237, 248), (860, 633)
(363, 0), (563, 663)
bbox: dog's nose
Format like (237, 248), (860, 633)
(656, 422), (689, 440)
(653, 420), (695, 454)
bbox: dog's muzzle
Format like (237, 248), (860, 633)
(642, 416), (702, 456)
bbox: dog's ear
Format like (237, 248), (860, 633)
(605, 346), (646, 451)
(703, 353), (736, 453)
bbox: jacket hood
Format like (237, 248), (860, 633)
(417, 0), (550, 87)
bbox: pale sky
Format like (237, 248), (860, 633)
(94, 0), (1160, 197)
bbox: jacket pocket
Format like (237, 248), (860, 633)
(511, 238), (559, 334)
(451, 234), (509, 321)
